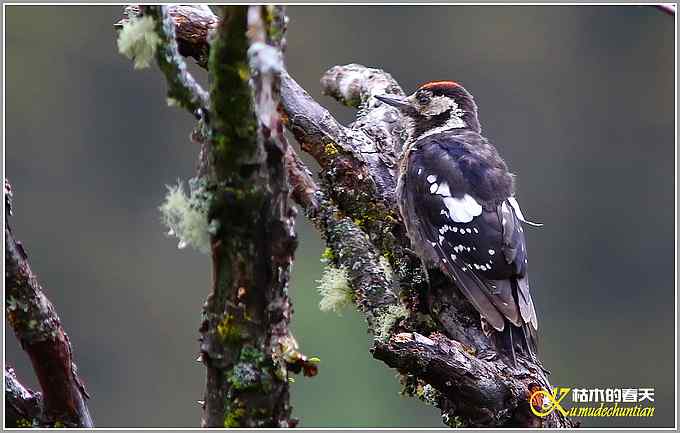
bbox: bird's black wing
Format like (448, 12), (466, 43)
(400, 135), (538, 333)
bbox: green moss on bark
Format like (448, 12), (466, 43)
(208, 6), (258, 178)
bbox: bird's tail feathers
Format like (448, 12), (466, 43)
(494, 320), (538, 367)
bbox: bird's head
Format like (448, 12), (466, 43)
(375, 81), (480, 140)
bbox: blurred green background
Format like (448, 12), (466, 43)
(4, 5), (675, 428)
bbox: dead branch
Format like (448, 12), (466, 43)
(5, 366), (43, 427)
(4, 180), (93, 428)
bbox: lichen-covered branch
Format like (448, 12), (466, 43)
(144, 5), (209, 115)
(284, 146), (319, 212)
(373, 332), (556, 427)
(5, 366), (43, 428)
(4, 180), (93, 428)
(284, 146), (396, 325)
(281, 71), (404, 249)
(116, 5), (209, 115)
(116, 5), (218, 68)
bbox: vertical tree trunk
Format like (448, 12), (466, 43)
(197, 6), (300, 428)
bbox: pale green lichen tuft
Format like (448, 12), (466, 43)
(417, 383), (440, 406)
(378, 255), (394, 281)
(442, 413), (465, 428)
(228, 363), (259, 390)
(320, 247), (335, 263)
(375, 303), (408, 342)
(317, 265), (353, 314)
(117, 15), (161, 69)
(159, 180), (216, 254)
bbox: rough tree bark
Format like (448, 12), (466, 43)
(4, 180), (94, 428)
(116, 4), (574, 428)
(117, 5), (316, 428)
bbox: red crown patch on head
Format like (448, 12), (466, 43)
(419, 80), (461, 91)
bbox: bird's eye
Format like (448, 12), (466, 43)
(417, 93), (431, 105)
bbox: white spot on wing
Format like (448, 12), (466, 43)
(426, 175), (437, 183)
(417, 168), (422, 175)
(488, 249), (495, 255)
(430, 183), (438, 193)
(441, 194), (482, 223)
(434, 182), (451, 197)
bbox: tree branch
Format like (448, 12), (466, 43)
(150, 5), (209, 115)
(4, 180), (93, 428)
(5, 366), (43, 427)
(116, 5), (215, 178)
(284, 146), (397, 325)
(374, 332), (548, 427)
(116, 5), (219, 69)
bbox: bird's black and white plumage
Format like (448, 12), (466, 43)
(376, 81), (539, 363)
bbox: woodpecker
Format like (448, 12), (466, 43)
(376, 81), (539, 364)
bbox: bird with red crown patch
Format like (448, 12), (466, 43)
(375, 81), (541, 366)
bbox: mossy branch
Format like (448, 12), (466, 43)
(117, 5), (209, 116)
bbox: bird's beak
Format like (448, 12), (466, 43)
(374, 94), (413, 111)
